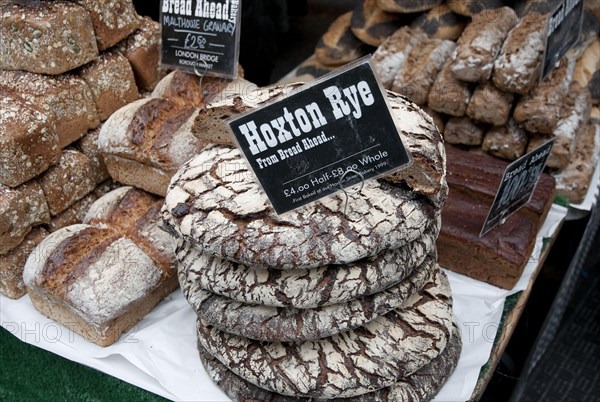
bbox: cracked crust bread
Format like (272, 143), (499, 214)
(195, 268), (454, 399)
(198, 320), (461, 402)
(176, 224), (437, 309)
(183, 255), (437, 342)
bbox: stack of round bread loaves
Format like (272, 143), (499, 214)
(162, 90), (461, 401)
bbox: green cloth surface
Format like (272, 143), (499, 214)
(0, 326), (168, 402)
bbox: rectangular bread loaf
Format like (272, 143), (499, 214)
(0, 1), (98, 75)
(443, 116), (485, 145)
(0, 70), (100, 148)
(73, 0), (141, 51)
(428, 59), (472, 117)
(0, 181), (50, 255)
(77, 51), (139, 121)
(481, 118), (528, 161)
(466, 82), (514, 126)
(0, 90), (60, 188)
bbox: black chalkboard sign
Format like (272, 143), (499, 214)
(541, 0), (584, 80)
(228, 59), (412, 215)
(480, 139), (555, 237)
(160, 0), (241, 78)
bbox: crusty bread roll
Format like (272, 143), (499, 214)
(315, 12), (370, 66)
(466, 82), (514, 126)
(443, 116), (485, 146)
(351, 0), (414, 47)
(574, 38), (600, 90)
(0, 1), (98, 75)
(492, 12), (547, 94)
(428, 59), (472, 117)
(72, 0), (141, 51)
(371, 26), (427, 89)
(410, 3), (468, 41)
(482, 119), (528, 161)
(450, 7), (518, 83)
(0, 91), (60, 188)
(77, 51), (139, 121)
(0, 70), (100, 148)
(392, 37), (456, 105)
(377, 0), (444, 13)
(0, 227), (48, 299)
(116, 16), (161, 91)
(0, 181), (50, 255)
(98, 98), (205, 196)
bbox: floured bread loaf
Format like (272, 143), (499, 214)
(410, 4), (467, 41)
(376, 0), (444, 13)
(513, 56), (576, 134)
(163, 145), (436, 269)
(371, 26), (427, 89)
(0, 181), (50, 255)
(315, 12), (370, 66)
(0, 227), (48, 299)
(184, 255), (436, 342)
(177, 227), (437, 309)
(450, 7), (518, 83)
(482, 119), (528, 161)
(466, 82), (514, 126)
(24, 187), (178, 346)
(428, 59), (472, 117)
(391, 37), (456, 105)
(98, 97), (205, 196)
(0, 90), (60, 188)
(492, 12), (547, 94)
(0, 70), (100, 148)
(444, 116), (485, 146)
(196, 268), (454, 398)
(199, 321), (461, 402)
(0, 1), (98, 75)
(556, 122), (600, 203)
(350, 0), (414, 47)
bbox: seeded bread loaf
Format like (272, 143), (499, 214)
(371, 26), (427, 89)
(428, 59), (472, 117)
(0, 181), (50, 255)
(0, 70), (100, 148)
(492, 12), (547, 94)
(482, 119), (528, 161)
(38, 149), (104, 216)
(466, 82), (514, 126)
(0, 90), (60, 188)
(450, 7), (518, 83)
(73, 0), (140, 51)
(315, 12), (370, 66)
(0, 0), (98, 75)
(116, 16), (161, 91)
(392, 37), (456, 105)
(77, 51), (139, 121)
(0, 227), (48, 299)
(98, 98), (205, 196)
(75, 128), (110, 184)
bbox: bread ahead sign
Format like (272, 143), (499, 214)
(160, 0), (241, 78)
(228, 59), (412, 214)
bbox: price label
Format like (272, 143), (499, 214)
(228, 58), (412, 215)
(160, 0), (241, 78)
(541, 0), (584, 80)
(480, 139), (555, 237)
